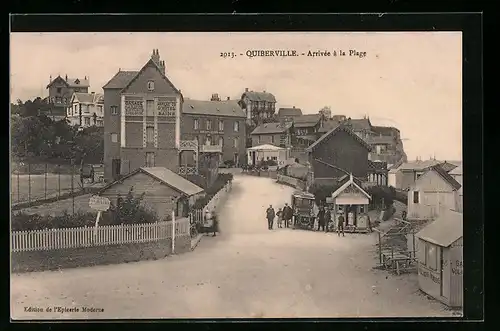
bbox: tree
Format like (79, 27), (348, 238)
(308, 182), (341, 205)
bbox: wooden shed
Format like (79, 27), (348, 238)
(415, 210), (463, 308)
(98, 167), (205, 220)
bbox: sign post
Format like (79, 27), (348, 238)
(171, 210), (176, 254)
(89, 195), (111, 244)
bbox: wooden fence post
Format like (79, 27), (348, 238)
(378, 231), (382, 265)
(171, 210), (176, 254)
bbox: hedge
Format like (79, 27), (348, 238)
(192, 173), (233, 210)
(11, 187), (163, 231)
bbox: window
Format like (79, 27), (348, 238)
(83, 105), (90, 113)
(111, 106), (118, 115)
(84, 117), (90, 126)
(360, 205), (365, 213)
(271, 156), (277, 161)
(57, 87), (62, 94)
(219, 120), (224, 131)
(147, 80), (155, 91)
(271, 135), (275, 144)
(74, 105), (78, 115)
(218, 137), (224, 146)
(146, 126), (155, 143)
(426, 244), (438, 271)
(417, 241), (426, 264)
(234, 137), (239, 148)
(206, 119), (212, 130)
(234, 121), (239, 132)
(146, 100), (155, 116)
(413, 191), (420, 204)
(111, 133), (118, 143)
(145, 152), (155, 167)
(194, 119), (199, 130)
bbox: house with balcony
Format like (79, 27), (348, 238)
(102, 49), (182, 182)
(293, 114), (324, 148)
(180, 97), (246, 175)
(41, 74), (90, 120)
(67, 92), (104, 128)
(238, 88), (277, 125)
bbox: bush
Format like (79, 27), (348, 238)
(366, 185), (395, 209)
(223, 160), (235, 168)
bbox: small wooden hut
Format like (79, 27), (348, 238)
(415, 210), (463, 308)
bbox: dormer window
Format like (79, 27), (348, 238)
(75, 79), (80, 85)
(147, 80), (155, 91)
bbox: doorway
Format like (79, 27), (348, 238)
(251, 151), (256, 166)
(234, 153), (239, 167)
(112, 159), (121, 180)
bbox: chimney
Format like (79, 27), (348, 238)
(65, 74), (68, 81)
(85, 76), (87, 80)
(245, 88), (249, 92)
(293, 106), (295, 108)
(263, 90), (266, 93)
(49, 75), (52, 83)
(91, 92), (95, 94)
(227, 97), (230, 101)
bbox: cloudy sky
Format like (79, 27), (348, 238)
(10, 32), (462, 161)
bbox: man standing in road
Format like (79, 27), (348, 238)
(266, 205), (276, 230)
(324, 207), (332, 233)
(317, 206), (326, 231)
(283, 203), (292, 228)
(337, 211), (345, 237)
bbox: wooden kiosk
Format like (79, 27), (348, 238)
(326, 174), (372, 233)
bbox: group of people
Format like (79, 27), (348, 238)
(266, 203), (293, 230)
(265, 204), (349, 236)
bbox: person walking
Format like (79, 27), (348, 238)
(266, 205), (276, 230)
(283, 203), (292, 228)
(317, 206), (326, 231)
(324, 207), (332, 233)
(276, 208), (283, 228)
(337, 211), (345, 237)
(212, 210), (219, 237)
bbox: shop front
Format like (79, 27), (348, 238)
(326, 174), (372, 232)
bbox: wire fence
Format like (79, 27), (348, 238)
(10, 161), (105, 208)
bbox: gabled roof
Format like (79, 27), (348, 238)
(241, 91), (276, 103)
(431, 165), (462, 191)
(98, 167), (204, 197)
(47, 76), (90, 89)
(350, 118), (372, 131)
(120, 59), (181, 95)
(306, 124), (372, 152)
(278, 107), (302, 117)
(449, 163), (463, 176)
(330, 174), (371, 200)
(46, 76), (69, 89)
(247, 144), (286, 151)
(182, 99), (245, 118)
(72, 92), (103, 104)
(251, 122), (292, 135)
(294, 114), (321, 124)
(318, 120), (341, 133)
(398, 159), (442, 171)
(102, 70), (138, 89)
(439, 161), (458, 173)
(416, 209), (463, 247)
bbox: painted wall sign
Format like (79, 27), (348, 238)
(419, 268), (441, 285)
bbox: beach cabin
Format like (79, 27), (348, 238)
(415, 210), (463, 308)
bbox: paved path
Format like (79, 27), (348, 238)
(11, 175), (453, 319)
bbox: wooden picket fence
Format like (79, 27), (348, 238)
(11, 218), (190, 252)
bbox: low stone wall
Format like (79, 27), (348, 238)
(11, 235), (191, 273)
(276, 174), (306, 190)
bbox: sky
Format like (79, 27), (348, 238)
(10, 32), (462, 161)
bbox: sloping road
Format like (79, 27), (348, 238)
(11, 175), (452, 319)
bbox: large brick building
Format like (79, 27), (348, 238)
(102, 49), (182, 181)
(181, 96), (246, 166)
